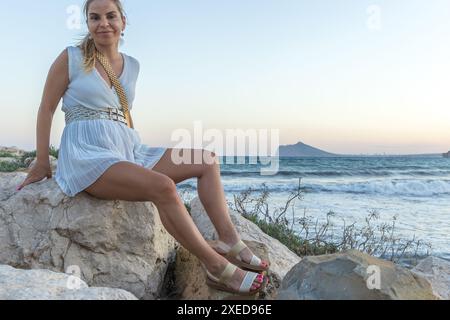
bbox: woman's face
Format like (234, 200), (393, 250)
(87, 0), (126, 47)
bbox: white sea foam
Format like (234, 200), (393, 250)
(305, 179), (450, 197)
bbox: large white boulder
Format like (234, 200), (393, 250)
(0, 172), (176, 300)
(277, 250), (439, 300)
(0, 264), (137, 300)
(412, 256), (450, 300)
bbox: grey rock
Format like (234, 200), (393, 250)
(173, 240), (276, 300)
(277, 250), (439, 300)
(0, 172), (176, 299)
(170, 197), (300, 299)
(189, 197), (301, 281)
(412, 256), (450, 300)
(0, 264), (137, 300)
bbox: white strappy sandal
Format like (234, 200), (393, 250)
(207, 239), (270, 272)
(204, 262), (267, 296)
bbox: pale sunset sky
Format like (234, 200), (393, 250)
(1, 0), (449, 155)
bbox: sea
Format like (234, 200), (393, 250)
(177, 155), (450, 261)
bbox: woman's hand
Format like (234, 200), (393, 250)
(17, 161), (52, 191)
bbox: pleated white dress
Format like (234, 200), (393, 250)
(54, 46), (167, 197)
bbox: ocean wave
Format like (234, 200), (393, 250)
(177, 181), (303, 193)
(177, 179), (450, 197)
(304, 179), (450, 197)
(219, 169), (450, 178)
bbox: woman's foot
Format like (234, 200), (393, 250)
(207, 260), (265, 292)
(214, 237), (270, 270)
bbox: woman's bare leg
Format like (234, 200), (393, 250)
(152, 149), (268, 268)
(84, 161), (264, 291)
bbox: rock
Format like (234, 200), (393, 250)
(170, 197), (300, 299)
(0, 172), (176, 300)
(0, 264), (137, 300)
(412, 256), (450, 300)
(172, 241), (277, 300)
(189, 197), (301, 280)
(278, 250), (439, 300)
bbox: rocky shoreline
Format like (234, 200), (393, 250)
(0, 146), (449, 300)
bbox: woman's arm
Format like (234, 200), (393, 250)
(17, 49), (70, 191)
(36, 48), (69, 164)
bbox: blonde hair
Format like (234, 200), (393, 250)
(77, 0), (127, 73)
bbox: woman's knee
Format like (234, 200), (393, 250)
(202, 150), (220, 170)
(149, 176), (179, 204)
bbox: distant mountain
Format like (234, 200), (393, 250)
(278, 142), (338, 157)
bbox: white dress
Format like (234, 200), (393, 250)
(54, 46), (167, 197)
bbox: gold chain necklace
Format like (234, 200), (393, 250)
(95, 49), (134, 129)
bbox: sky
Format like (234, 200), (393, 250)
(1, 0), (449, 155)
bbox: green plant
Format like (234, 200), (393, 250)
(49, 145), (59, 159)
(228, 178), (432, 264)
(0, 161), (22, 172)
(0, 151), (15, 158)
